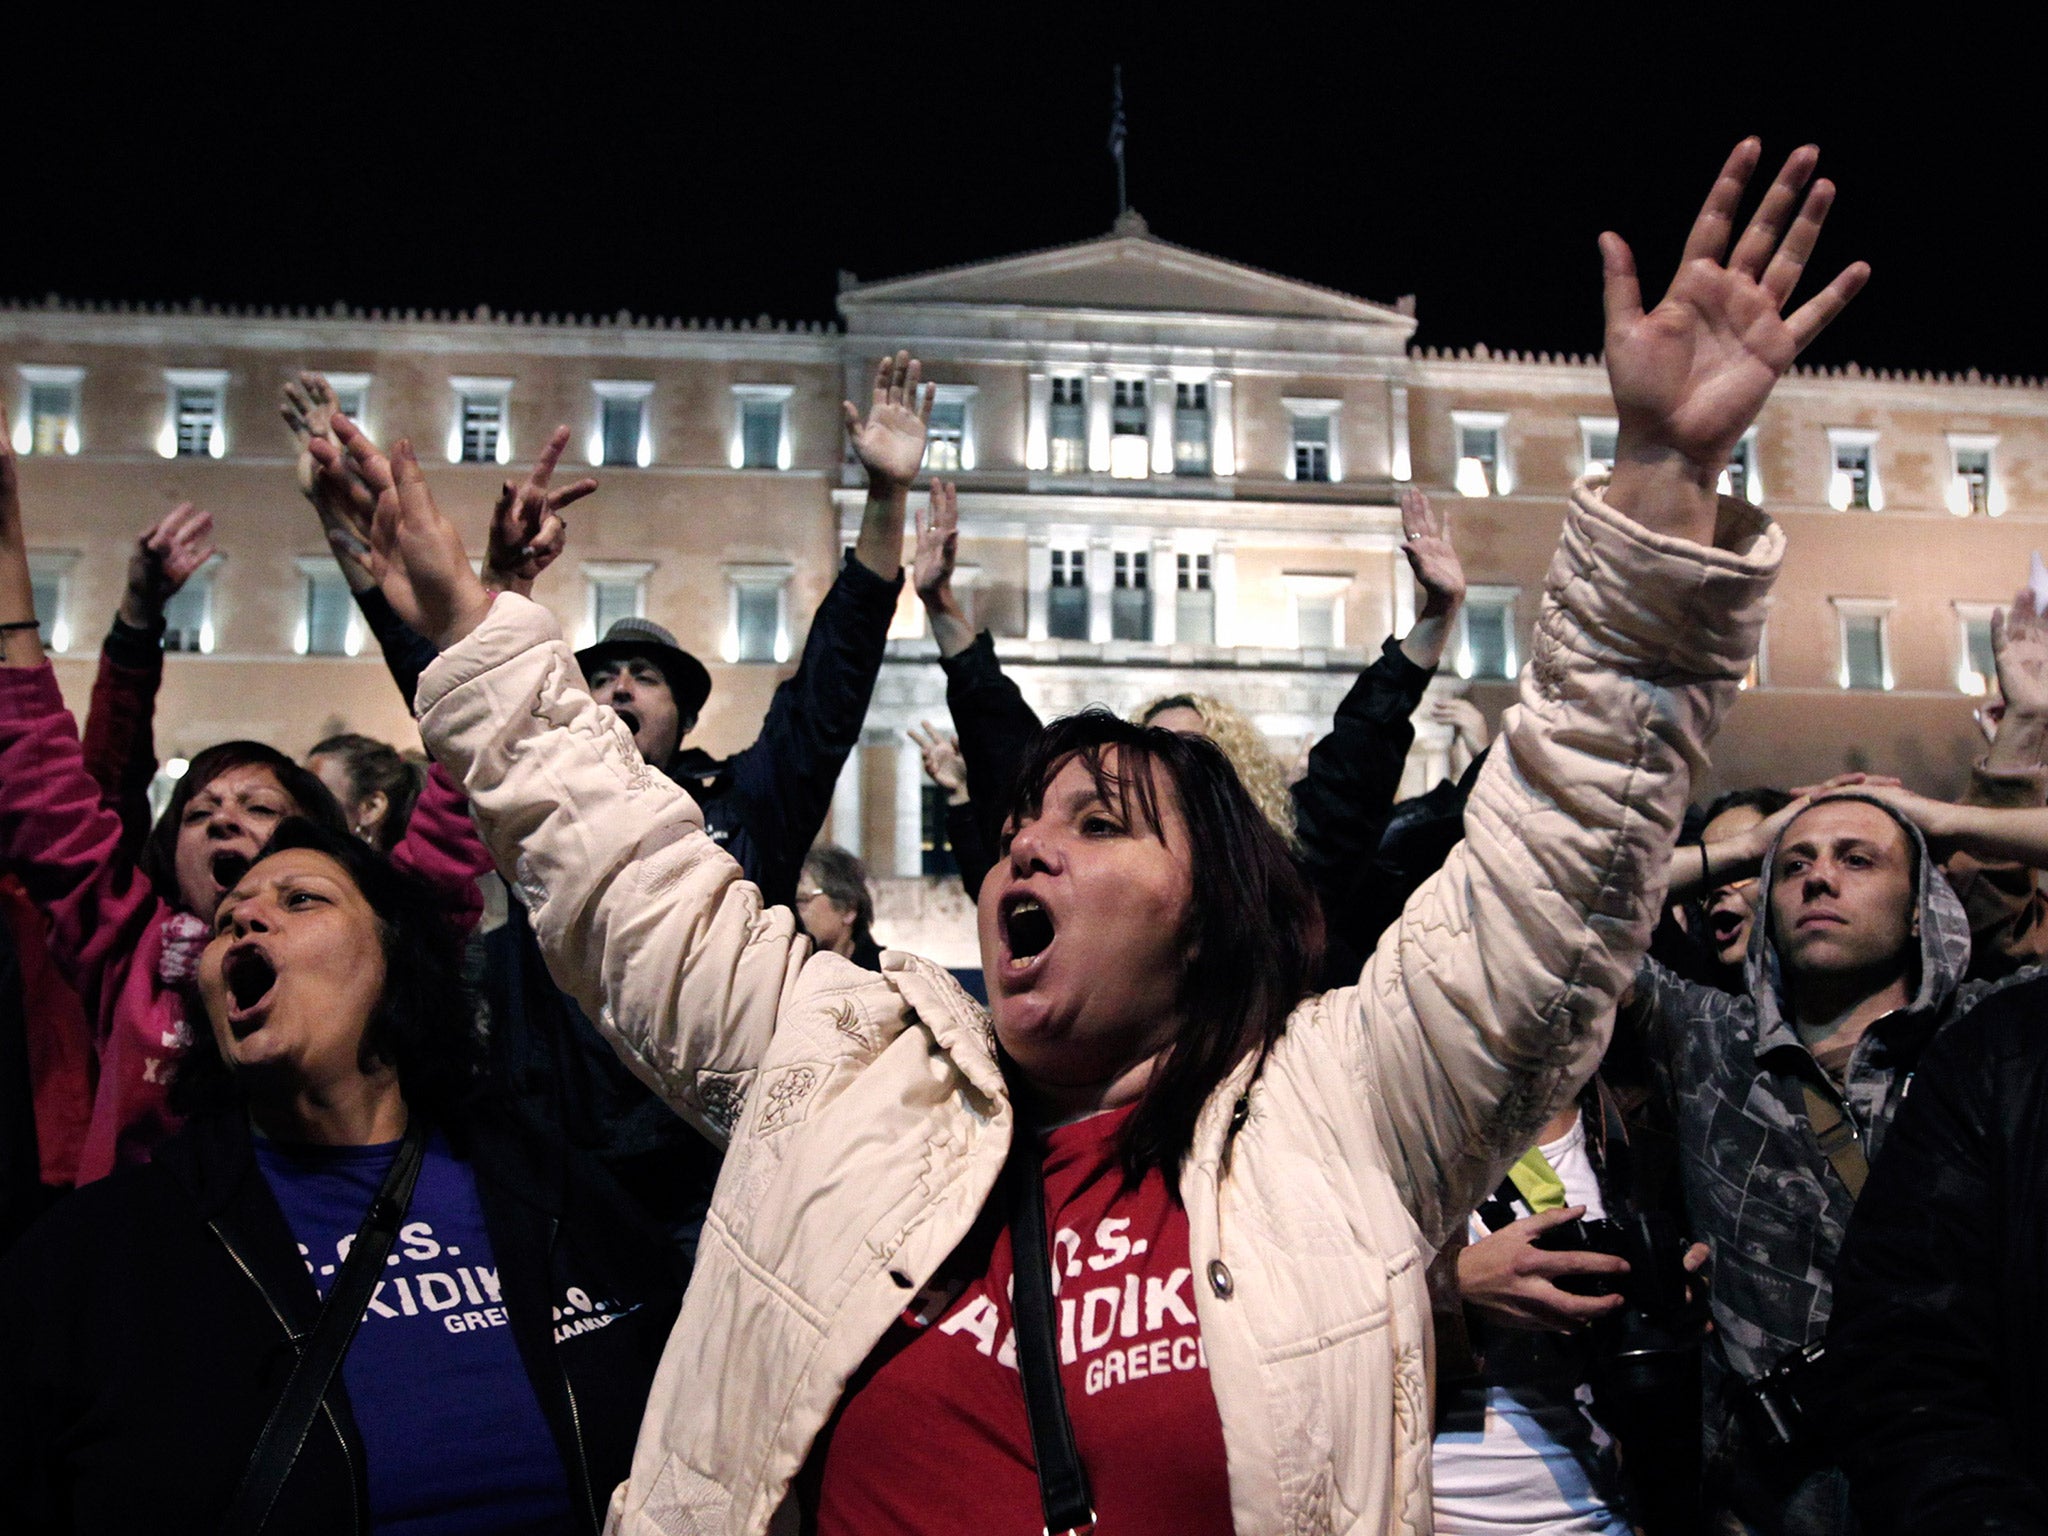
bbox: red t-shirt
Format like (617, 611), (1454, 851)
(802, 1104), (1233, 1534)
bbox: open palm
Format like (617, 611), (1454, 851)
(1604, 141), (1868, 473)
(843, 350), (934, 489)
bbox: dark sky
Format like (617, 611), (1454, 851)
(7, 8), (2034, 377)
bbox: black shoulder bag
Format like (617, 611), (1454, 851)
(1007, 1125), (1097, 1536)
(220, 1118), (429, 1536)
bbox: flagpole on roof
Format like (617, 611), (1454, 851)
(1109, 64), (1128, 221)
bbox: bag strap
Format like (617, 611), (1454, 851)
(1007, 1126), (1096, 1536)
(1799, 1081), (1869, 1202)
(220, 1118), (429, 1536)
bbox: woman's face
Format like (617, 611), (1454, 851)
(173, 763), (299, 916)
(979, 750), (1194, 1095)
(1144, 704), (1208, 739)
(796, 871), (858, 958)
(304, 752), (387, 844)
(198, 847), (389, 1091)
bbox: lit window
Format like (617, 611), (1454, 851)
(732, 385), (792, 471)
(159, 370), (229, 460)
(1452, 412), (1509, 497)
(1174, 383), (1211, 476)
(323, 372), (372, 431)
(447, 378), (512, 465)
(163, 560), (219, 653)
(1285, 398), (1342, 483)
(1826, 429), (1882, 511)
(1175, 553), (1215, 646)
(1109, 380), (1149, 479)
(1833, 599), (1894, 690)
(723, 564), (792, 663)
(925, 388), (975, 474)
(1049, 377), (1088, 474)
(25, 552), (75, 653)
(1456, 587), (1520, 679)
(1719, 430), (1763, 504)
(296, 565), (363, 657)
(1948, 435), (2000, 517)
(590, 381), (654, 469)
(1580, 417), (1618, 477)
(1048, 548), (1089, 640)
(1284, 573), (1351, 650)
(1112, 551), (1151, 641)
(577, 561), (652, 646)
(12, 366), (83, 456)
(1957, 604), (1998, 694)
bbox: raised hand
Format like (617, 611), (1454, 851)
(308, 414), (490, 649)
(843, 350), (934, 491)
(908, 720), (969, 805)
(483, 424), (597, 597)
(1994, 588), (2048, 718)
(1428, 695), (1490, 754)
(1602, 139), (1869, 543)
(283, 372), (380, 587)
(280, 371), (339, 499)
(1399, 488), (1464, 619)
(119, 502), (217, 627)
(912, 480), (960, 609)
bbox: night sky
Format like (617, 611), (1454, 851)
(7, 9), (2034, 378)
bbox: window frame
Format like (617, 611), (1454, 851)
(1578, 415), (1619, 478)
(321, 372), (373, 436)
(1825, 427), (1883, 511)
(1284, 397), (1342, 484)
(162, 555), (222, 654)
(1831, 596), (1897, 691)
(292, 557), (366, 657)
(159, 368), (229, 460)
(1047, 375), (1089, 475)
(577, 559), (654, 647)
(25, 550), (78, 653)
(1451, 410), (1509, 497)
(13, 364), (85, 456)
(1281, 571), (1353, 651)
(722, 561), (794, 663)
(1947, 433), (2001, 517)
(730, 384), (794, 471)
(447, 376), (514, 466)
(589, 380), (655, 469)
(923, 384), (977, 474)
(1955, 600), (2000, 695)
(1719, 427), (1763, 504)
(1455, 584), (1521, 680)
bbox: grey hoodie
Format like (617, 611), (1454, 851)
(1627, 794), (2021, 1476)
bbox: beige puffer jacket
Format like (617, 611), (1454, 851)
(415, 481), (1779, 1536)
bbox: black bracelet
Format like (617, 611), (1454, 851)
(1699, 842), (1712, 890)
(0, 619), (41, 632)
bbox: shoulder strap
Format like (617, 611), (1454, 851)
(1799, 1081), (1869, 1202)
(220, 1119), (429, 1536)
(1007, 1126), (1096, 1536)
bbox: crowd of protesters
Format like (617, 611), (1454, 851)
(3, 138), (2047, 1536)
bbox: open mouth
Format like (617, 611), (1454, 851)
(1710, 909), (1746, 946)
(210, 850), (252, 894)
(615, 707), (642, 738)
(224, 945), (279, 1036)
(1001, 894), (1056, 970)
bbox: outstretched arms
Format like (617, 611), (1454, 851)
(843, 350), (933, 582)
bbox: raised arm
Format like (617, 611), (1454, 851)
(313, 417), (801, 1145)
(1347, 139), (1861, 1242)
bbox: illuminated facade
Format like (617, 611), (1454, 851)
(8, 214), (2048, 958)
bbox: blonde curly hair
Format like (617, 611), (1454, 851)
(1134, 692), (1297, 845)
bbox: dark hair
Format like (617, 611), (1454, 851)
(140, 741), (350, 912)
(309, 733), (425, 853)
(169, 817), (483, 1121)
(1701, 786), (1793, 831)
(1002, 709), (1325, 1187)
(802, 843), (874, 938)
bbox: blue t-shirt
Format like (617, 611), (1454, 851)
(255, 1130), (576, 1535)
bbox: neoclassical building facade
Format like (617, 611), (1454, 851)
(8, 214), (2047, 958)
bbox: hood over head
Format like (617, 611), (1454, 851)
(1745, 791), (1972, 1034)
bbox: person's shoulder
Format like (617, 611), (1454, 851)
(1942, 969), (2048, 1065)
(0, 1160), (181, 1288)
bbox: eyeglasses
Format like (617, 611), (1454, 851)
(795, 888), (828, 904)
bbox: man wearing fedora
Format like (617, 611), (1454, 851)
(575, 350), (932, 912)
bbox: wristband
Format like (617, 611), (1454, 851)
(1700, 842), (1711, 890)
(0, 618), (41, 632)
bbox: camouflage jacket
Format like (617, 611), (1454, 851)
(1625, 794), (2030, 1472)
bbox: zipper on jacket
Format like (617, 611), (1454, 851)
(549, 1216), (600, 1532)
(210, 1219), (365, 1536)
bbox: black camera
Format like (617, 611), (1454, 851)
(1533, 1211), (1705, 1403)
(1734, 1340), (1829, 1454)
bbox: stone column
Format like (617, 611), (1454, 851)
(1210, 376), (1236, 477)
(1087, 372), (1112, 474)
(1026, 536), (1051, 641)
(1212, 537), (1239, 648)
(895, 742), (925, 878)
(1150, 535), (1178, 644)
(1024, 372), (1050, 471)
(1150, 374), (1176, 476)
(1087, 534), (1114, 644)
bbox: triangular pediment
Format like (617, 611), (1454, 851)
(839, 219), (1411, 329)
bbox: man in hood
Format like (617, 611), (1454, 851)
(1625, 790), (2013, 1535)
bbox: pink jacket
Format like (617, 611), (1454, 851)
(0, 663), (493, 1183)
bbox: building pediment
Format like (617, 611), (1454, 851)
(838, 216), (1415, 336)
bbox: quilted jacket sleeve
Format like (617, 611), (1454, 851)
(1339, 480), (1781, 1247)
(414, 595), (808, 1148)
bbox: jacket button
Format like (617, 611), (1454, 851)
(1207, 1259), (1234, 1299)
(1229, 1096), (1249, 1133)
(888, 1269), (914, 1289)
